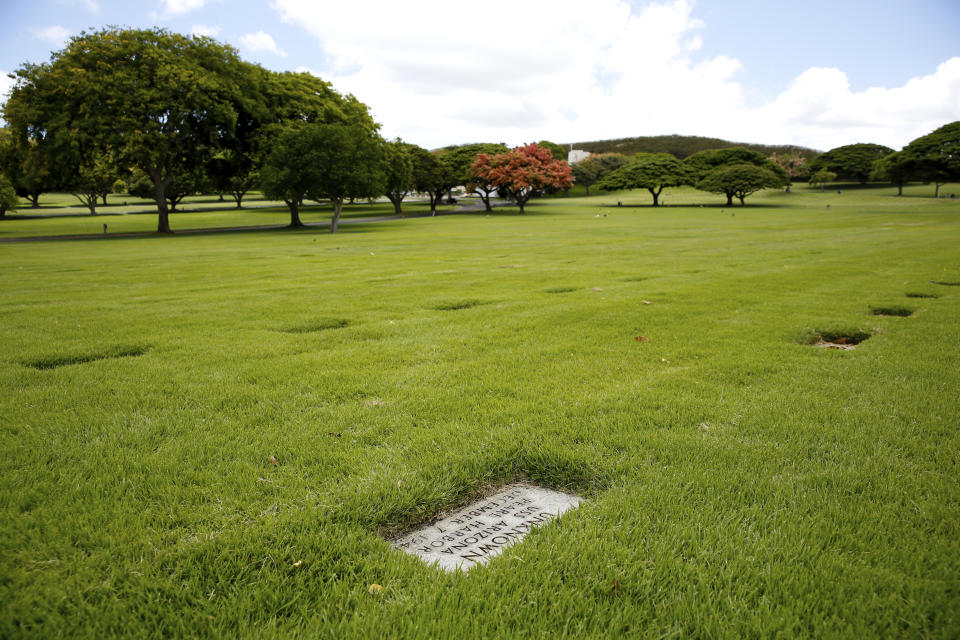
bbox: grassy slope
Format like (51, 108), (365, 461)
(1, 185), (959, 637)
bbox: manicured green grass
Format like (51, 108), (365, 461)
(0, 193), (454, 238)
(1, 184), (959, 637)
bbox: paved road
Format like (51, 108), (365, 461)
(0, 199), (503, 243)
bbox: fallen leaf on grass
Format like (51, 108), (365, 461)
(292, 560), (302, 568)
(641, 300), (652, 305)
(268, 456), (278, 465)
(634, 336), (649, 342)
(328, 432), (341, 438)
(368, 584), (383, 596)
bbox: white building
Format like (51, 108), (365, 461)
(568, 149), (591, 164)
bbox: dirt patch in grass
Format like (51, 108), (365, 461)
(931, 280), (960, 286)
(870, 305), (914, 317)
(545, 287), (578, 294)
(434, 299), (485, 311)
(906, 292), (939, 299)
(23, 345), (150, 370)
(284, 318), (350, 333)
(801, 328), (871, 351)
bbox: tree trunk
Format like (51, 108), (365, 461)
(725, 193), (733, 206)
(233, 189), (246, 208)
(935, 182), (942, 198)
(150, 168), (173, 233)
(101, 193), (109, 206)
(27, 193), (40, 208)
(738, 196), (745, 206)
(387, 194), (403, 215)
(584, 186), (590, 196)
(286, 200), (303, 227)
(427, 192), (438, 216)
(897, 184), (903, 196)
(649, 187), (662, 206)
(330, 197), (343, 233)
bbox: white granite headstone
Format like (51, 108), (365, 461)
(391, 483), (582, 572)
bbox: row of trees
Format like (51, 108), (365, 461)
(570, 147), (787, 206)
(568, 122), (959, 205)
(810, 125), (960, 197)
(0, 28), (576, 228)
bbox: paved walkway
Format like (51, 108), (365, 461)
(0, 199), (502, 243)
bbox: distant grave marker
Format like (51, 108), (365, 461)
(392, 483), (582, 572)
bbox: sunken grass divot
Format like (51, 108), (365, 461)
(21, 344), (150, 370)
(870, 305), (914, 317)
(545, 286), (579, 294)
(432, 299), (486, 311)
(930, 280), (960, 286)
(282, 318), (350, 333)
(800, 327), (872, 350)
(905, 291), (940, 299)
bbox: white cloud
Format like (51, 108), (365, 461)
(238, 30), (287, 58)
(60, 0), (100, 10)
(0, 70), (15, 103)
(33, 25), (71, 47)
(274, 0), (960, 151)
(161, 0), (205, 16)
(191, 24), (221, 38)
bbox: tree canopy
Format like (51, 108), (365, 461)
(684, 147), (787, 183)
(697, 164), (786, 205)
(382, 140), (415, 215)
(471, 144), (573, 213)
(0, 173), (18, 217)
(571, 153), (630, 196)
(2, 28), (377, 232)
(596, 153), (689, 206)
(809, 143), (894, 184)
(897, 121), (960, 197)
(441, 143), (509, 211)
(260, 123), (385, 232)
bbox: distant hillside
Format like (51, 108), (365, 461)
(565, 134), (821, 160)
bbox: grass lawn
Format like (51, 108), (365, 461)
(0, 193), (458, 239)
(1, 184), (959, 637)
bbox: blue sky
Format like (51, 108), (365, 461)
(1, 0), (958, 150)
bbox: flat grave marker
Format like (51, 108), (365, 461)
(391, 483), (582, 572)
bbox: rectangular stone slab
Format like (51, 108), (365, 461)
(391, 483), (582, 572)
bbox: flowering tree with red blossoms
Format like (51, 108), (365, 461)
(470, 143), (574, 213)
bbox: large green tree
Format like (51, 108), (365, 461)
(410, 147), (454, 215)
(3, 28), (255, 232)
(260, 123), (386, 233)
(0, 131), (52, 208)
(571, 153), (630, 196)
(871, 152), (916, 196)
(898, 121), (960, 197)
(382, 140), (414, 215)
(697, 164), (786, 205)
(685, 147), (788, 184)
(596, 153), (690, 206)
(809, 143), (894, 184)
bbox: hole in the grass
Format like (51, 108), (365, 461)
(931, 280), (960, 286)
(434, 299), (484, 311)
(284, 318), (350, 333)
(545, 286), (578, 294)
(802, 328), (871, 351)
(24, 345), (150, 370)
(870, 305), (913, 317)
(389, 482), (582, 573)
